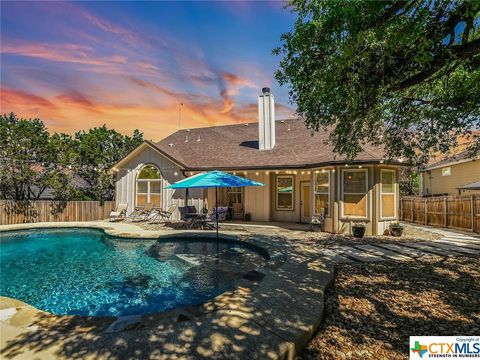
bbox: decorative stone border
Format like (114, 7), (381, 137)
(0, 221), (334, 359)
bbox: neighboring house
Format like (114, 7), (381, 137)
(421, 151), (480, 196)
(110, 88), (403, 235)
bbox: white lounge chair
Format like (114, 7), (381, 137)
(109, 203), (128, 222)
(149, 204), (178, 224)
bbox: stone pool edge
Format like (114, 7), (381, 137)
(0, 221), (334, 360)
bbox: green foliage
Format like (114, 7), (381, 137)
(138, 165), (161, 179)
(275, 0), (480, 165)
(399, 167), (420, 196)
(74, 125), (144, 200)
(0, 113), (143, 201)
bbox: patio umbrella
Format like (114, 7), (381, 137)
(165, 170), (264, 255)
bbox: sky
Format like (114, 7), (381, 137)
(0, 1), (296, 141)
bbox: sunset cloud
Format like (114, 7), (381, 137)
(1, 1), (296, 140)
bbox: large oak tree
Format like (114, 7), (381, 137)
(275, 0), (480, 165)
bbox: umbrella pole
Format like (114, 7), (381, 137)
(216, 186), (219, 257)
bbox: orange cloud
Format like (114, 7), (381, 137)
(1, 86), (295, 140)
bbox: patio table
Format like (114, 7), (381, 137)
(187, 213), (215, 230)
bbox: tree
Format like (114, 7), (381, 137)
(0, 113), (143, 201)
(74, 125), (143, 200)
(274, 0), (480, 166)
(0, 113), (55, 200)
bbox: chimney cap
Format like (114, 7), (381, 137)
(262, 87), (271, 95)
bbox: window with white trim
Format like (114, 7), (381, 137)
(276, 175), (294, 210)
(227, 186), (243, 205)
(380, 169), (396, 218)
(136, 165), (162, 207)
(314, 171), (330, 216)
(342, 169), (368, 217)
(442, 167), (451, 176)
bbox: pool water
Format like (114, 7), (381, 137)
(0, 228), (267, 317)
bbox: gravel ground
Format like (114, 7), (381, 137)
(133, 221), (441, 247)
(299, 225), (442, 248)
(300, 256), (480, 360)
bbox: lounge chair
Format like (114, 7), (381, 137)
(128, 205), (145, 219)
(129, 202), (155, 222)
(149, 204), (177, 224)
(109, 203), (128, 222)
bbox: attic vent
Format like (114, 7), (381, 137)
(168, 143), (174, 147)
(197, 136), (201, 142)
(244, 123), (249, 126)
(186, 129), (191, 132)
(280, 120), (285, 123)
(185, 136), (188, 143)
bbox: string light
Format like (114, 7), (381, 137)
(358, 165), (362, 168)
(255, 172), (259, 176)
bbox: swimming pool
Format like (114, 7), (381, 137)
(0, 228), (268, 317)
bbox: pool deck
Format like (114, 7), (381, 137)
(0, 221), (334, 360)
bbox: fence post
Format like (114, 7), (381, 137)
(444, 197), (447, 228)
(400, 198), (403, 221)
(411, 198), (414, 223)
(472, 195), (475, 232)
(424, 198), (428, 225)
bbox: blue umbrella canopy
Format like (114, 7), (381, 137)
(165, 170), (264, 189)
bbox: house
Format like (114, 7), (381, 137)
(110, 88), (404, 235)
(421, 151), (480, 196)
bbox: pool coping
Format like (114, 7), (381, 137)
(0, 221), (334, 360)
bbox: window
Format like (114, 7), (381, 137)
(380, 169), (396, 218)
(136, 165), (162, 207)
(314, 171), (330, 216)
(276, 175), (294, 210)
(342, 169), (368, 217)
(227, 186), (242, 205)
(442, 167), (451, 176)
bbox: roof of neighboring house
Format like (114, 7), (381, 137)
(426, 150), (477, 170)
(457, 181), (480, 190)
(152, 119), (395, 170)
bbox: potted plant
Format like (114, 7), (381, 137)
(311, 217), (323, 232)
(352, 222), (366, 238)
(389, 222), (404, 237)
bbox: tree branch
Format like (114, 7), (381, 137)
(392, 38), (480, 91)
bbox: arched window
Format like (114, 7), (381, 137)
(136, 165), (162, 207)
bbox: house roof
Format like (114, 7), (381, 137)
(457, 181), (480, 190)
(152, 118), (394, 170)
(426, 150), (476, 170)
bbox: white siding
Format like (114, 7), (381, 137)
(114, 147), (204, 220)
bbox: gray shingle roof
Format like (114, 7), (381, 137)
(154, 119), (391, 170)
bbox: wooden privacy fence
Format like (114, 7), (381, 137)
(0, 200), (116, 225)
(401, 195), (480, 233)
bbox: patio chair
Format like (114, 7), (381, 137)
(128, 205), (145, 219)
(149, 204), (177, 224)
(129, 202), (155, 222)
(178, 206), (195, 229)
(109, 203), (128, 222)
(212, 206), (228, 222)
